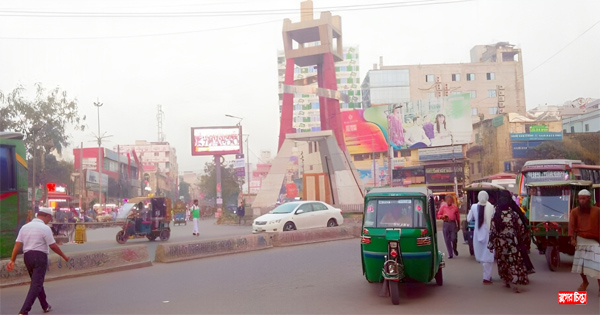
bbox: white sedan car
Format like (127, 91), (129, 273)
(252, 201), (343, 233)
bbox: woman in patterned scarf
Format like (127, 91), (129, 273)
(488, 196), (530, 293)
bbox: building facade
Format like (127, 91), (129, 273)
(277, 45), (362, 132)
(117, 140), (179, 199)
(362, 42), (526, 122)
(72, 147), (141, 205)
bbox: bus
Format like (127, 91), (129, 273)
(0, 132), (29, 259)
(518, 159), (600, 196)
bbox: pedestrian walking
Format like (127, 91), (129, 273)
(436, 195), (460, 258)
(488, 196), (530, 293)
(467, 191), (495, 284)
(191, 199), (200, 236)
(6, 208), (70, 315)
(569, 189), (600, 296)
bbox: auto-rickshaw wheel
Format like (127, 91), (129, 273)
(160, 229), (170, 241)
(116, 230), (127, 244)
(546, 246), (560, 271)
(435, 267), (443, 286)
(389, 281), (400, 305)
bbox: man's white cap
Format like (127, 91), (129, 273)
(39, 208), (53, 216)
(578, 189), (591, 196)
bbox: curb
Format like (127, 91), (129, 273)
(0, 245), (152, 288)
(155, 234), (272, 263)
(272, 225), (361, 247)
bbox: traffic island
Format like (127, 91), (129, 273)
(154, 234), (272, 263)
(271, 225), (361, 247)
(0, 245), (152, 288)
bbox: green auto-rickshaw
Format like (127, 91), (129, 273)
(361, 187), (445, 305)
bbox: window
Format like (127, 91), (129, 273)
(154, 152), (159, 156)
(363, 199), (425, 228)
(452, 74), (461, 81)
(488, 89), (497, 97)
(400, 150), (411, 157)
(489, 107), (499, 114)
(297, 204), (313, 213)
(472, 108), (478, 116)
(0, 145), (16, 191)
(451, 91), (461, 95)
(470, 163), (474, 174)
(585, 124), (589, 132)
(311, 203), (328, 211)
(468, 90), (477, 99)
(477, 161), (481, 173)
(467, 73), (475, 81)
(571, 126), (575, 133)
(425, 74), (435, 82)
(486, 72), (495, 80)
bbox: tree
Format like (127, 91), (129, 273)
(179, 181), (191, 202)
(197, 162), (241, 206)
(1, 83), (86, 156)
(526, 137), (599, 165)
(28, 154), (74, 191)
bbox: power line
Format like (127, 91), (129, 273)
(0, 19), (281, 40)
(0, 0), (473, 17)
(527, 19), (600, 75)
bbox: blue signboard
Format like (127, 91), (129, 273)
(512, 141), (543, 158)
(509, 132), (562, 141)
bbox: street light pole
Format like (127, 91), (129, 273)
(94, 100), (103, 211)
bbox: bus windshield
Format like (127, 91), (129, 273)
(529, 186), (570, 222)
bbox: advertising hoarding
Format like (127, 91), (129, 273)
(342, 94), (473, 153)
(86, 170), (108, 192)
(191, 126), (242, 156)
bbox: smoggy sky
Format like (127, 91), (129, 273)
(1, 0), (598, 173)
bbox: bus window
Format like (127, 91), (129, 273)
(0, 145), (16, 191)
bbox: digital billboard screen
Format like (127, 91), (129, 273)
(191, 126), (241, 156)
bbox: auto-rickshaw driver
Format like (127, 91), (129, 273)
(380, 203), (412, 227)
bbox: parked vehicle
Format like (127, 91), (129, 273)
(526, 180), (594, 271)
(361, 187), (444, 305)
(252, 201), (343, 233)
(115, 197), (172, 244)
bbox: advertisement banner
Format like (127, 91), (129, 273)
(425, 166), (464, 184)
(510, 132), (562, 141)
(85, 170), (108, 192)
(191, 126), (242, 156)
(341, 109), (389, 155)
(418, 146), (463, 161)
(511, 141), (543, 158)
(342, 94), (473, 153)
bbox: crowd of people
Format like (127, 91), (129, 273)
(454, 189), (600, 295)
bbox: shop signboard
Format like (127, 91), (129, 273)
(418, 146), (463, 161)
(510, 132), (562, 141)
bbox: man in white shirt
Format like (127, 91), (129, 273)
(6, 208), (70, 315)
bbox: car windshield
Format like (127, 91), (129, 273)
(271, 203), (299, 214)
(363, 198), (425, 228)
(529, 186), (570, 222)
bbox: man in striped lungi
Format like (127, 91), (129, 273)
(569, 189), (600, 296)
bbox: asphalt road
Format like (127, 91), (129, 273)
(1, 232), (598, 314)
(58, 218), (251, 258)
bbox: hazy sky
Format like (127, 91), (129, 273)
(1, 0), (598, 173)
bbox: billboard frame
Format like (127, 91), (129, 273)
(191, 125), (242, 156)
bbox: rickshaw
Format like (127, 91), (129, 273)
(525, 180), (593, 271)
(361, 187), (444, 305)
(463, 183), (512, 256)
(173, 201), (187, 226)
(115, 196), (172, 244)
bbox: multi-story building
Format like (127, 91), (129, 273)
(180, 171), (202, 202)
(277, 45), (362, 132)
(116, 140), (179, 199)
(467, 112), (563, 181)
(72, 147), (142, 205)
(362, 42), (526, 122)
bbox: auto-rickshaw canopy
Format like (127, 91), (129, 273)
(116, 196), (171, 221)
